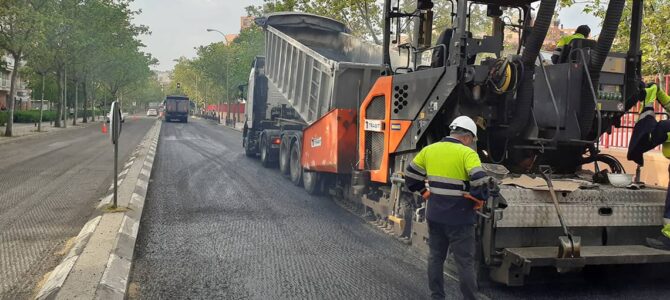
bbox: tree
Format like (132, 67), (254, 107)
(579, 0), (670, 76)
(246, 0), (382, 44)
(0, 0), (48, 136)
(299, 0), (383, 44)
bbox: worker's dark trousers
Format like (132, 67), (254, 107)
(666, 165), (670, 221)
(427, 221), (477, 300)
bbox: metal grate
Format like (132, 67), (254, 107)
(364, 96), (386, 170)
(366, 96), (386, 119)
(368, 132), (385, 169)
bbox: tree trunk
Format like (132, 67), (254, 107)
(55, 70), (62, 128)
(38, 73), (45, 132)
(63, 69), (68, 128)
(82, 81), (88, 123)
(4, 53), (21, 137)
(72, 80), (78, 126)
(91, 83), (97, 121)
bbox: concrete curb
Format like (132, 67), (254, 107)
(95, 134), (157, 300)
(35, 120), (161, 300)
(35, 216), (102, 300)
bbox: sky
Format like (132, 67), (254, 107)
(130, 0), (264, 71)
(130, 1), (600, 72)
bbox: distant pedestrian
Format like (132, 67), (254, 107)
(405, 116), (490, 300)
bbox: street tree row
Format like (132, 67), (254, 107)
(0, 0), (157, 136)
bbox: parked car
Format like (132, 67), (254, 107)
(146, 108), (158, 117)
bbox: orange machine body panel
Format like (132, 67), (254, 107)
(388, 120), (412, 153)
(358, 76), (393, 183)
(302, 109), (357, 174)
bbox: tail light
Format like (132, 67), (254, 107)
(272, 137), (282, 145)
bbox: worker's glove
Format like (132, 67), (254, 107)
(419, 188), (431, 200)
(464, 194), (485, 210)
(489, 183), (500, 198)
(644, 83), (658, 107)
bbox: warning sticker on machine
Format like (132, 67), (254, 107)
(364, 119), (384, 132)
(311, 137), (322, 148)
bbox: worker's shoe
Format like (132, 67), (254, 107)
(646, 235), (670, 251)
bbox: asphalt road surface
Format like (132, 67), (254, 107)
(130, 118), (670, 300)
(0, 117), (155, 299)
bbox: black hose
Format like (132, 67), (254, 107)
(590, 0), (626, 78)
(579, 0), (626, 137)
(580, 153), (626, 174)
(502, 0), (557, 138)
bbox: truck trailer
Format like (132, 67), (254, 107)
(164, 95), (190, 123)
(244, 1), (670, 286)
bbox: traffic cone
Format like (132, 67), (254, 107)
(102, 122), (108, 134)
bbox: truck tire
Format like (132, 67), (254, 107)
(260, 136), (273, 168)
(244, 137), (255, 157)
(303, 171), (322, 195)
(279, 137), (291, 176)
(289, 139), (303, 186)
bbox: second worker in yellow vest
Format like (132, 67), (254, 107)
(639, 83), (670, 250)
(551, 25), (591, 64)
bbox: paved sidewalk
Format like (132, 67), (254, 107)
(0, 117), (99, 142)
(225, 121), (244, 131)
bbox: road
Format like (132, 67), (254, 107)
(130, 118), (670, 299)
(0, 117), (155, 299)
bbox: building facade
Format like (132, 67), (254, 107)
(0, 55), (32, 111)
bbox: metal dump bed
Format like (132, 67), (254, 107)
(258, 13), (386, 124)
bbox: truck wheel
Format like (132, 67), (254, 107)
(244, 137), (255, 157)
(279, 137), (290, 176)
(260, 136), (272, 168)
(303, 171), (322, 195)
(289, 139), (303, 186)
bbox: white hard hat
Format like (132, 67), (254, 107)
(449, 116), (477, 136)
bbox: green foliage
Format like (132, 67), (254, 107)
(13, 110), (57, 123)
(246, 0), (382, 44)
(171, 26), (265, 108)
(578, 0), (670, 75)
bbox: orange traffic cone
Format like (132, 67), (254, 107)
(102, 122), (108, 134)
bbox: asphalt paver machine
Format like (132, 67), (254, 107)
(247, 0), (670, 285)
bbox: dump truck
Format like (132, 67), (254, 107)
(245, 1), (670, 286)
(164, 95), (190, 123)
